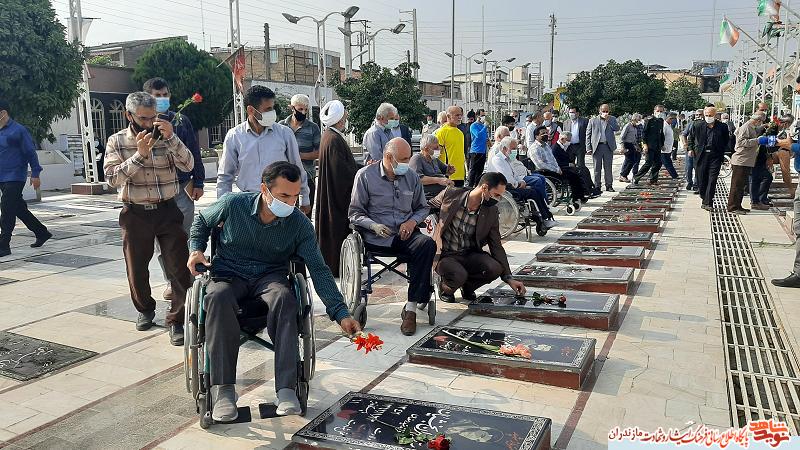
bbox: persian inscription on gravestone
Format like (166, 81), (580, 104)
(293, 391), (551, 450)
(476, 288), (618, 313)
(561, 230), (651, 239)
(515, 263), (630, 280)
(580, 217), (660, 225)
(539, 245), (626, 255)
(0, 332), (96, 381)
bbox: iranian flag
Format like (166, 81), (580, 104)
(758, 0), (781, 21)
(719, 17), (740, 47)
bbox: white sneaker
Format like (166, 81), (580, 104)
(211, 384), (238, 422)
(275, 388), (302, 416)
(544, 219), (558, 228)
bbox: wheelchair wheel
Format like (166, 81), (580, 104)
(199, 393), (213, 429)
(427, 297), (436, 325)
(184, 278), (203, 396)
(353, 302), (368, 329)
(296, 376), (309, 416)
(565, 204), (576, 215)
(294, 274), (316, 382)
(574, 201), (582, 211)
(496, 192), (521, 239)
(544, 178), (558, 208)
(339, 232), (363, 315)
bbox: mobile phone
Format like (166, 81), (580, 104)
(152, 114), (170, 141)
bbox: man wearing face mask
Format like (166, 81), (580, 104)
(104, 91), (194, 345)
(727, 112), (766, 214)
(422, 113), (440, 136)
(633, 105), (667, 185)
(687, 106), (729, 210)
(542, 111), (562, 146)
(349, 138), (435, 336)
(429, 172), (527, 304)
(188, 161), (360, 421)
(467, 109), (489, 188)
(389, 113), (413, 148)
(562, 107), (589, 169)
(218, 86), (311, 215)
(530, 126), (587, 202)
(410, 133), (454, 198)
(279, 94), (320, 219)
(363, 102), (397, 163)
(682, 108), (705, 192)
(586, 103), (620, 192)
(144, 77), (206, 303)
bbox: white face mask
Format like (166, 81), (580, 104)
(600, 111), (609, 118)
(432, 149), (441, 158)
(543, 120), (552, 126)
(568, 112), (577, 120)
(704, 116), (715, 124)
(256, 110), (277, 128)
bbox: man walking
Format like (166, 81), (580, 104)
(681, 109), (703, 192)
(467, 109), (488, 187)
(0, 100), (51, 257)
(633, 105), (666, 185)
(586, 104), (619, 192)
(727, 112), (766, 214)
(104, 92), (194, 345)
(688, 106), (729, 211)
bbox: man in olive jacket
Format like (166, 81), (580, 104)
(726, 112), (766, 214)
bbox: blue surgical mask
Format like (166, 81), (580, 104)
(392, 155), (409, 176)
(510, 150), (518, 159)
(387, 119), (400, 129)
(543, 120), (552, 126)
(265, 187), (296, 217)
(155, 97), (170, 113)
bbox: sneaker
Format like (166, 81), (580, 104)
(30, 231), (52, 248)
(772, 273), (800, 288)
(543, 219), (558, 228)
(618, 176), (629, 182)
(440, 291), (456, 303)
(211, 384), (238, 422)
(169, 324), (184, 346)
(275, 388), (302, 416)
(606, 187), (615, 192)
(136, 311), (156, 331)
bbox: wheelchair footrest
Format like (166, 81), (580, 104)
(258, 403), (280, 419)
(215, 406), (252, 424)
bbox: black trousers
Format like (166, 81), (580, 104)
(204, 272), (298, 389)
(437, 251), (503, 295)
(619, 143), (641, 178)
(0, 181), (48, 249)
(538, 169), (586, 201)
(302, 161), (315, 220)
(467, 153), (487, 187)
(751, 162), (772, 204)
(364, 231), (435, 304)
(727, 165), (751, 211)
(567, 143), (586, 169)
(633, 148), (663, 183)
(696, 154), (723, 207)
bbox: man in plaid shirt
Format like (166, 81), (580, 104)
(104, 91), (194, 346)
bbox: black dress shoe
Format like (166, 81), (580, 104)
(606, 187), (615, 192)
(170, 324), (184, 346)
(30, 231), (52, 248)
(440, 292), (456, 303)
(461, 289), (477, 302)
(136, 311), (156, 331)
(772, 274), (800, 288)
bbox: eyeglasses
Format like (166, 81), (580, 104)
(131, 114), (157, 122)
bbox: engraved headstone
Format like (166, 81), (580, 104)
(292, 391), (552, 450)
(558, 230), (655, 249)
(607, 200), (672, 210)
(513, 262), (634, 294)
(470, 288), (619, 330)
(536, 244), (646, 268)
(614, 192), (675, 201)
(0, 332), (96, 381)
(407, 326), (595, 389)
(591, 208), (667, 220)
(577, 217), (661, 233)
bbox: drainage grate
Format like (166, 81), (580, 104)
(711, 184), (800, 432)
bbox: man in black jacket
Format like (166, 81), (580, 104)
(688, 106), (730, 210)
(633, 104), (666, 185)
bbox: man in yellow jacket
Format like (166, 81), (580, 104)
(436, 106), (466, 187)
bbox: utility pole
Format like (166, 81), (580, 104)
(68, 0), (98, 183)
(527, 73), (532, 111)
(343, 15), (353, 77)
(548, 13), (556, 89)
(264, 23), (270, 80)
(450, 0), (455, 104)
(406, 50), (411, 65)
(400, 9), (418, 80)
(229, 0), (245, 124)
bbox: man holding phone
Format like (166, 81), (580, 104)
(143, 78), (205, 303)
(104, 91), (195, 346)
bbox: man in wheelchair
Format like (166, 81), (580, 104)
(349, 138), (436, 336)
(529, 126), (588, 203)
(429, 172), (527, 303)
(187, 161), (360, 421)
(486, 136), (558, 229)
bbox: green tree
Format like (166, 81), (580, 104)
(540, 92), (555, 106)
(0, 0), (83, 144)
(330, 62), (428, 138)
(133, 39), (232, 130)
(564, 60), (666, 116)
(664, 77), (704, 112)
(88, 55), (115, 66)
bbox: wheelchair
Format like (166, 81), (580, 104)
(495, 191), (548, 240)
(541, 173), (582, 215)
(339, 221), (437, 330)
(184, 230), (315, 429)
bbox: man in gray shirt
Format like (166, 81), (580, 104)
(362, 102), (396, 163)
(349, 138), (435, 337)
(217, 86), (310, 213)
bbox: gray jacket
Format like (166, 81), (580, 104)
(586, 115), (620, 152)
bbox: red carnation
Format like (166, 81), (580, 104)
(428, 435), (450, 450)
(192, 92), (203, 103)
(351, 332), (384, 354)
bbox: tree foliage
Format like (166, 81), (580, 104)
(0, 0), (83, 144)
(88, 55), (115, 66)
(664, 77), (704, 112)
(330, 62), (428, 138)
(564, 60), (666, 116)
(133, 39), (232, 130)
(541, 92), (555, 106)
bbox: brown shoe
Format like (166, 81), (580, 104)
(400, 309), (417, 336)
(163, 286), (174, 301)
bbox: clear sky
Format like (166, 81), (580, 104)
(53, 0), (766, 86)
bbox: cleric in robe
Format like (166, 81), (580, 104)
(314, 100), (361, 276)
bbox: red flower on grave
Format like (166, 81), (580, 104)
(191, 92), (203, 103)
(352, 332), (384, 354)
(428, 434), (451, 450)
(336, 409), (356, 420)
(558, 294), (567, 304)
(499, 343), (532, 359)
(433, 335), (448, 343)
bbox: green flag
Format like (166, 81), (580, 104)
(742, 73), (754, 96)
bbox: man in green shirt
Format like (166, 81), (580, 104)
(187, 161), (360, 421)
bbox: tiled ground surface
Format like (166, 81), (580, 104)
(0, 155), (796, 449)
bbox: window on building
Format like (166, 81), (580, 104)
(209, 111), (236, 145)
(90, 98), (106, 146)
(308, 52), (317, 66)
(108, 100), (127, 134)
(326, 54), (333, 68)
(270, 49), (278, 63)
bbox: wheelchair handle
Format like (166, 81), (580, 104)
(195, 263), (211, 274)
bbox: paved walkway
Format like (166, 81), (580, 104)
(0, 154), (796, 449)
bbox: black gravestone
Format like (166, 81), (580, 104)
(606, 200), (672, 210)
(407, 326), (595, 389)
(577, 217), (661, 233)
(591, 207), (667, 220)
(536, 244), (646, 268)
(470, 288), (619, 330)
(25, 253), (113, 269)
(513, 262), (634, 294)
(614, 192), (675, 201)
(558, 230), (655, 249)
(0, 331), (96, 381)
(292, 392), (551, 450)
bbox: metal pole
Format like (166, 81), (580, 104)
(321, 20), (328, 103)
(483, 59), (487, 111)
(527, 73), (532, 111)
(69, 0), (98, 183)
(710, 0), (717, 59)
(200, 0), (207, 50)
(466, 58), (471, 112)
(344, 16), (352, 77)
(450, 0), (455, 104)
(412, 8), (419, 79)
(229, 0), (244, 124)
(314, 22), (322, 106)
(549, 13), (556, 89)
(264, 23), (270, 80)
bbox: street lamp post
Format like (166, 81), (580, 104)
(283, 6), (359, 106)
(481, 58), (515, 124)
(339, 24), (405, 64)
(446, 49), (492, 111)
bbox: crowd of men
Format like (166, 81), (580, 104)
(2, 79), (800, 421)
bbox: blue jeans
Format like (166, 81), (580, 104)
(661, 154), (678, 178)
(685, 155), (698, 189)
(751, 163), (773, 204)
